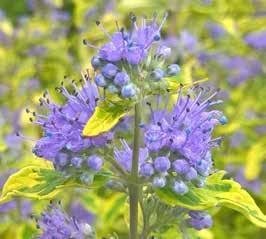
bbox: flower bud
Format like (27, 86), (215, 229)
(185, 167), (198, 180)
(107, 84), (119, 94)
(121, 84), (136, 98)
(219, 115), (228, 125)
(166, 64), (180, 76)
(152, 177), (166, 188)
(172, 159), (190, 175)
(91, 56), (102, 69)
(80, 173), (94, 185)
(71, 157), (83, 168)
(151, 68), (164, 81)
(95, 74), (107, 87)
(173, 181), (188, 195)
(114, 72), (130, 86)
(154, 156), (171, 173)
(140, 163), (154, 177)
(87, 155), (103, 172)
(102, 63), (118, 79)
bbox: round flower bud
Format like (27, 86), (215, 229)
(154, 156), (171, 173)
(194, 176), (206, 188)
(71, 157), (83, 168)
(91, 56), (102, 69)
(185, 167), (198, 181)
(219, 115), (228, 125)
(140, 163), (154, 177)
(152, 177), (166, 188)
(202, 214), (213, 228)
(166, 64), (180, 76)
(156, 45), (171, 58)
(55, 153), (69, 167)
(151, 68), (164, 81)
(102, 63), (118, 79)
(153, 34), (161, 41)
(173, 181), (188, 195)
(195, 160), (211, 177)
(80, 173), (94, 185)
(121, 84), (136, 98)
(172, 159), (190, 175)
(95, 74), (107, 87)
(87, 155), (103, 172)
(114, 72), (130, 86)
(107, 84), (119, 94)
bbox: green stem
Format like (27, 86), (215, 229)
(179, 222), (191, 239)
(129, 102), (141, 239)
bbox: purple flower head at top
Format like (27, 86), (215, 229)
(84, 13), (168, 65)
(31, 74), (113, 164)
(244, 31), (266, 50)
(37, 204), (94, 239)
(114, 139), (149, 172)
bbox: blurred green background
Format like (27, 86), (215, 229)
(0, 0), (265, 238)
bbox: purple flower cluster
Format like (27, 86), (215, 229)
(113, 86), (226, 196)
(244, 30), (266, 50)
(96, 13), (168, 65)
(221, 56), (262, 86)
(187, 210), (213, 230)
(141, 87), (227, 193)
(37, 204), (94, 239)
(30, 75), (108, 174)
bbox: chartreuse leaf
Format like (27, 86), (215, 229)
(155, 171), (266, 228)
(0, 165), (110, 204)
(82, 100), (131, 137)
(244, 138), (266, 180)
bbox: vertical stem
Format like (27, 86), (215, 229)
(129, 102), (141, 239)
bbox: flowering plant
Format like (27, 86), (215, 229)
(0, 13), (265, 239)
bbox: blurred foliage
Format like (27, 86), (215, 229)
(0, 0), (265, 238)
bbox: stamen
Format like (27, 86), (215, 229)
(157, 12), (168, 32)
(95, 20), (112, 40)
(146, 102), (155, 123)
(82, 39), (100, 49)
(16, 132), (36, 142)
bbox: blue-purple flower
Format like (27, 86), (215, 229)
(96, 13), (168, 64)
(37, 204), (94, 239)
(244, 31), (266, 50)
(31, 76), (112, 165)
(143, 86), (227, 192)
(187, 210), (213, 230)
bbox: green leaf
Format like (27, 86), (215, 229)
(155, 171), (266, 228)
(82, 100), (130, 137)
(0, 165), (110, 204)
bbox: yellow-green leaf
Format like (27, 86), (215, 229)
(82, 100), (129, 137)
(0, 165), (110, 204)
(155, 171), (266, 228)
(244, 139), (266, 180)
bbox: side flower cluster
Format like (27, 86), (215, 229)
(28, 74), (107, 180)
(37, 204), (94, 239)
(143, 87), (227, 194)
(113, 86), (227, 196)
